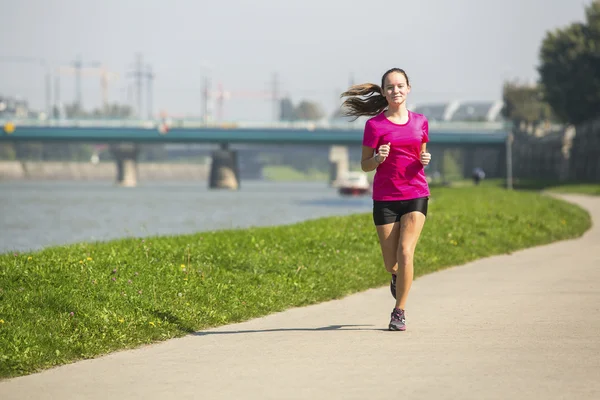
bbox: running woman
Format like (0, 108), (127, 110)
(341, 68), (432, 331)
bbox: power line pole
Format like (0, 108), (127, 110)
(136, 54), (143, 119)
(73, 54), (82, 109)
(216, 82), (224, 122)
(271, 72), (279, 122)
(127, 53), (148, 119)
(202, 75), (211, 124)
(126, 84), (134, 109)
(44, 71), (51, 115)
(53, 75), (60, 116)
(146, 65), (154, 119)
(69, 55), (101, 111)
(506, 133), (514, 190)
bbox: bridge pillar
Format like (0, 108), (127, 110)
(328, 145), (349, 187)
(209, 143), (239, 190)
(110, 143), (139, 187)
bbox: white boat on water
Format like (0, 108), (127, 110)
(337, 171), (371, 196)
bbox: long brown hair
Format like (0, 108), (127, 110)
(340, 68), (410, 119)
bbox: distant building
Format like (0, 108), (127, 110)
(330, 100), (505, 125)
(409, 103), (447, 121)
(0, 95), (35, 119)
(412, 100), (504, 122)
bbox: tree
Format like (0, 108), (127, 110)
(139, 144), (167, 161)
(64, 103), (86, 119)
(64, 102), (133, 119)
(294, 100), (324, 121)
(41, 143), (94, 161)
(502, 81), (554, 133)
(538, 1), (600, 124)
(0, 143), (16, 160)
(279, 98), (325, 121)
(92, 104), (134, 119)
(14, 142), (43, 160)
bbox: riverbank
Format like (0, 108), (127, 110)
(0, 186), (591, 378)
(0, 161), (210, 181)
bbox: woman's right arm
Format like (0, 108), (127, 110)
(361, 146), (382, 172)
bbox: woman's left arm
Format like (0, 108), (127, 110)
(420, 143), (431, 166)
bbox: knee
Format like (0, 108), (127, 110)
(385, 266), (397, 274)
(398, 246), (414, 263)
(383, 260), (397, 273)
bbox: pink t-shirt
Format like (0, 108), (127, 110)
(362, 111), (430, 201)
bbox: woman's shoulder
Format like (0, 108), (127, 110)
(366, 112), (386, 124)
(363, 113), (386, 132)
(409, 110), (428, 123)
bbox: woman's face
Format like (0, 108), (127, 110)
(382, 72), (411, 106)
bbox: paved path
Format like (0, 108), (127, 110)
(1, 194), (599, 400)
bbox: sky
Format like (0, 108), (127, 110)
(0, 0), (590, 122)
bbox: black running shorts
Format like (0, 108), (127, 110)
(372, 196), (429, 226)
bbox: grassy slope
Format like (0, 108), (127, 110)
(0, 186), (592, 378)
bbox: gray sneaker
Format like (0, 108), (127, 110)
(389, 308), (406, 331)
(390, 274), (397, 299)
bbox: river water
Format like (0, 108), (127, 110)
(0, 180), (372, 254)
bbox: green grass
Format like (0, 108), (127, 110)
(436, 178), (600, 196)
(544, 184), (600, 195)
(503, 179), (600, 195)
(0, 186), (591, 378)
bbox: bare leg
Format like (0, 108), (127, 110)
(375, 222), (400, 275)
(395, 211), (426, 310)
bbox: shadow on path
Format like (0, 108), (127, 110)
(193, 324), (384, 336)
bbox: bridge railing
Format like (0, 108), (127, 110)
(1, 117), (510, 133)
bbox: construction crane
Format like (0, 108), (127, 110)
(57, 64), (119, 110)
(212, 76), (278, 122)
(211, 83), (277, 122)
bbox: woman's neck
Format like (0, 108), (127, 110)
(385, 103), (408, 117)
(385, 104), (409, 122)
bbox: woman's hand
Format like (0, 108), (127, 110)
(420, 151), (431, 166)
(376, 142), (391, 163)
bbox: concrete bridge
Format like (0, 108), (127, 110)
(0, 119), (511, 188)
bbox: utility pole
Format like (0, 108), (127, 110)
(69, 55), (100, 111)
(271, 72), (279, 122)
(73, 54), (82, 109)
(44, 72), (51, 116)
(127, 84), (134, 110)
(135, 54), (143, 119)
(201, 75), (211, 124)
(53, 75), (60, 117)
(198, 62), (213, 124)
(216, 82), (224, 122)
(506, 133), (514, 190)
(146, 65), (154, 119)
(126, 53), (143, 118)
(128, 54), (155, 119)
